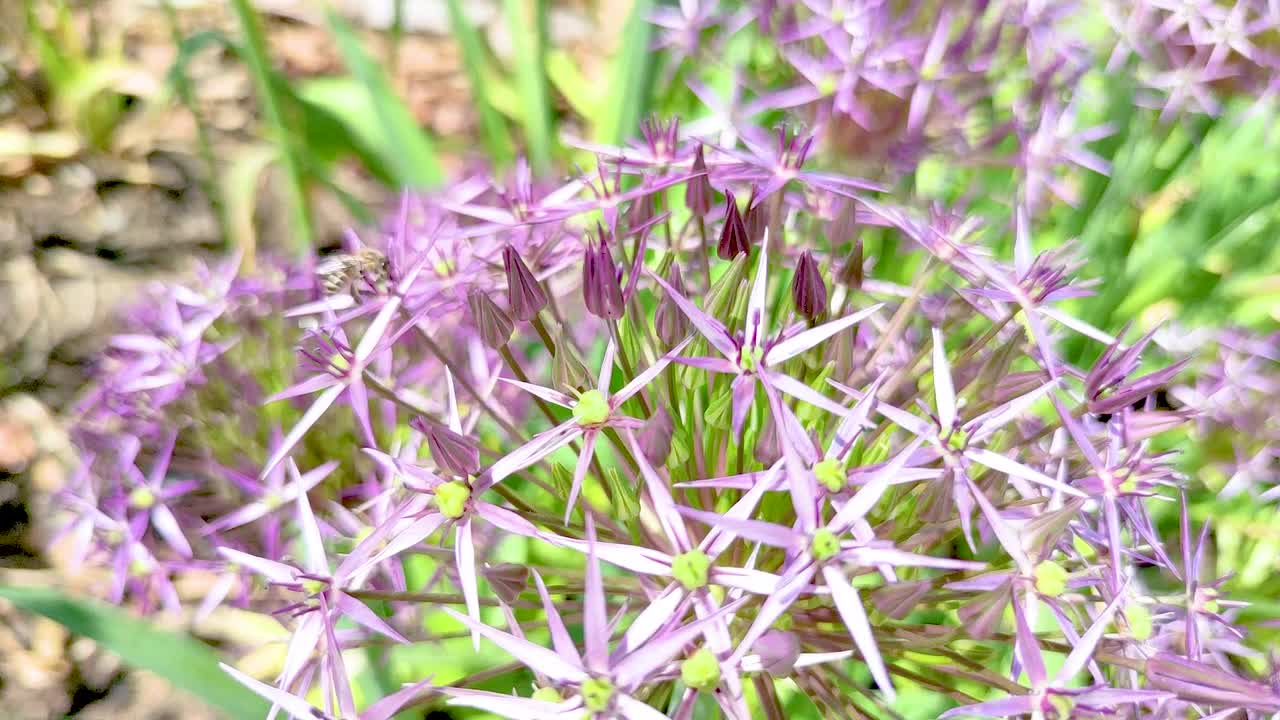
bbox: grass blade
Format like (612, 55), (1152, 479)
(503, 0), (555, 173)
(0, 585), (270, 719)
(326, 9), (443, 188)
(228, 0), (314, 251)
(446, 0), (515, 166)
(601, 0), (656, 144)
(161, 1), (230, 249)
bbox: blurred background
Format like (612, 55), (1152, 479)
(1, 0), (1277, 718)
(0, 1), (632, 716)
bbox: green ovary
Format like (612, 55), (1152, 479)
(813, 458), (846, 492)
(434, 480), (472, 519)
(681, 648), (722, 692)
(1033, 560), (1069, 597)
(580, 677), (615, 713)
(810, 528), (840, 561)
(573, 390), (610, 426)
(301, 578), (328, 596)
(671, 550), (712, 590)
(128, 486), (156, 510)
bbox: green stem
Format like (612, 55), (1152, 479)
(160, 0), (230, 253)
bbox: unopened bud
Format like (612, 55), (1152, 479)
(717, 190), (750, 260)
(637, 407), (674, 467)
(606, 467), (640, 521)
(755, 630), (801, 677)
(791, 251), (828, 320)
(482, 563), (529, 605)
(754, 416), (782, 466)
(412, 417), (481, 477)
(685, 145), (714, 217)
(583, 229), (625, 319)
(626, 194), (654, 230)
(552, 330), (592, 393)
(502, 245), (547, 321)
(654, 264), (691, 347)
(743, 185), (768, 247)
(467, 289), (513, 349)
(832, 200), (864, 289)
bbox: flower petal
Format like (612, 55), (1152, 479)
(765, 303), (882, 365)
(441, 608), (587, 683)
(647, 268), (738, 360)
(824, 565), (894, 701)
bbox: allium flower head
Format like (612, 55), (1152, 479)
(56, 16), (1280, 718)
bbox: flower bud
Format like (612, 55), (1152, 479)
(654, 264), (691, 347)
(412, 417), (481, 477)
(685, 144), (714, 217)
(870, 580), (932, 620)
(502, 245), (547, 321)
(838, 238), (864, 289)
(717, 190), (750, 260)
(637, 407), (674, 467)
(467, 289), (513, 349)
(552, 329), (592, 393)
(626, 193), (654, 230)
(583, 229), (625, 319)
(791, 251), (828, 320)
(754, 629), (801, 677)
(754, 416), (783, 466)
(482, 563), (529, 605)
(606, 467), (640, 521)
(743, 185), (768, 247)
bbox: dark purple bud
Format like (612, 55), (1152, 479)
(655, 264), (691, 347)
(685, 145), (714, 217)
(754, 630), (801, 677)
(791, 251), (828, 320)
(583, 229), (625, 319)
(717, 190), (750, 260)
(743, 186), (768, 247)
(502, 245), (547, 322)
(411, 417), (481, 477)
(467, 289), (514, 349)
(482, 563), (530, 605)
(637, 408), (674, 467)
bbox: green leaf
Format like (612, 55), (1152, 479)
(503, 0), (555, 173)
(295, 76), (408, 185)
(446, 0), (515, 166)
(600, 0), (656, 144)
(326, 9), (443, 188)
(546, 50), (599, 120)
(0, 585), (269, 719)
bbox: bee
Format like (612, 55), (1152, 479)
(316, 247), (390, 299)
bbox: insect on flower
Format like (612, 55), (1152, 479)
(316, 247), (391, 299)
